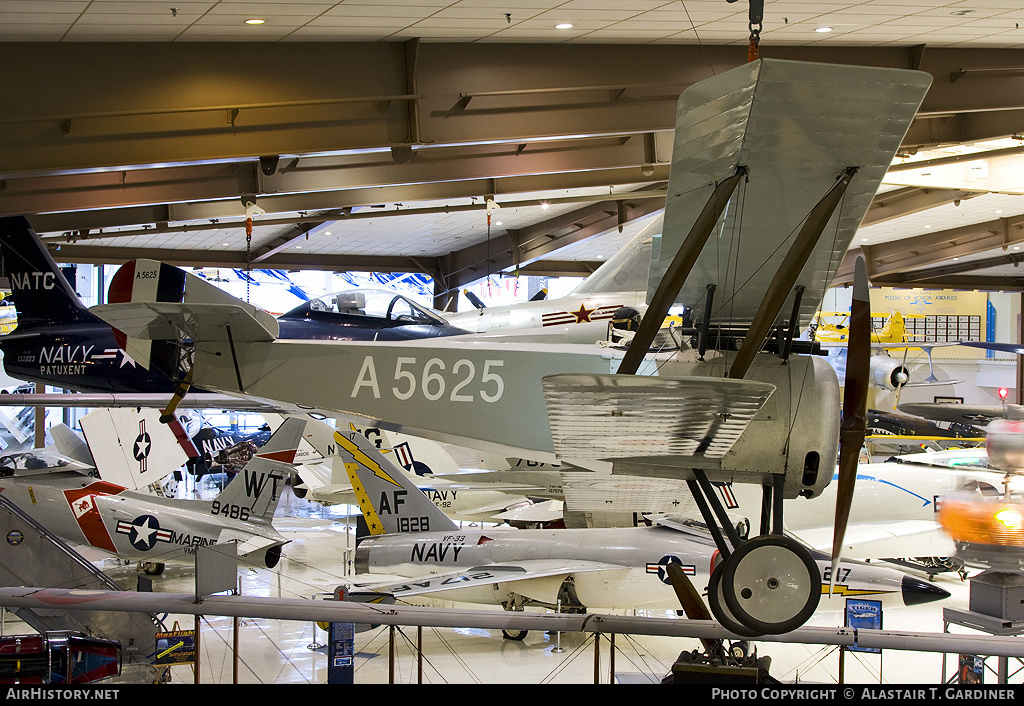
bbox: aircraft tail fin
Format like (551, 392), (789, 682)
(92, 258), (279, 346)
(331, 428), (458, 535)
(0, 216), (97, 329)
(212, 416), (305, 522)
(570, 219), (658, 297)
(881, 311), (906, 343)
(79, 407), (191, 491)
(49, 423), (94, 466)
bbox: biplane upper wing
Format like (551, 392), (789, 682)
(653, 59), (932, 332)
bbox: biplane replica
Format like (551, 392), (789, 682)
(88, 58), (932, 636)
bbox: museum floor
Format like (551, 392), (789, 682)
(0, 478), (994, 685)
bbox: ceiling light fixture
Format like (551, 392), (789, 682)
(245, 18), (265, 25)
(815, 26), (833, 33)
(555, 23), (573, 29)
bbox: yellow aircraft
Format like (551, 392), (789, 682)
(814, 310), (959, 388)
(811, 310), (921, 346)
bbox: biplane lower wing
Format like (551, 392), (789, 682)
(542, 373), (775, 462)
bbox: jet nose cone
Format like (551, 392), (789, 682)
(902, 575), (951, 606)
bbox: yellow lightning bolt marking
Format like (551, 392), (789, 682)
(335, 431), (401, 536)
(822, 584), (896, 597)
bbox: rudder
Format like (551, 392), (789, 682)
(0, 216), (95, 328)
(213, 417), (305, 522)
(333, 429), (457, 535)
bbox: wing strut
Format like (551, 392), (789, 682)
(779, 285), (805, 361)
(728, 167), (858, 380)
(617, 166), (747, 376)
(697, 284), (716, 360)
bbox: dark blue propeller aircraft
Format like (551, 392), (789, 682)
(0, 216), (471, 396)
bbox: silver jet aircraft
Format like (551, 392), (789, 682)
(0, 416), (306, 576)
(324, 428), (948, 639)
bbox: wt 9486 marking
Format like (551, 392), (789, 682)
(350, 356), (505, 403)
(211, 501), (250, 522)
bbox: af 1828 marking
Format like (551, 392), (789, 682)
(350, 355), (505, 403)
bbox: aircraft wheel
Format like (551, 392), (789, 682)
(721, 534), (820, 635)
(501, 628), (528, 641)
(729, 640), (750, 660)
(142, 562), (165, 576)
(706, 561), (763, 638)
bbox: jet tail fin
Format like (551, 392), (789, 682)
(329, 427), (459, 535)
(570, 220), (658, 297)
(212, 416), (305, 522)
(79, 407), (191, 491)
(49, 423), (94, 466)
(0, 216), (97, 329)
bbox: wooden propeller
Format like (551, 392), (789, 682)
(831, 256), (870, 587)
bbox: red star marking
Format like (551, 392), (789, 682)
(570, 304), (595, 323)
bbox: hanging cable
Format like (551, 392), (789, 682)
(244, 216), (253, 304)
(746, 0), (764, 62)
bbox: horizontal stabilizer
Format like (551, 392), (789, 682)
(542, 374), (774, 461)
(92, 258), (279, 343)
(217, 529), (283, 557)
(92, 301), (279, 344)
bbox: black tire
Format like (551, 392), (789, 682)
(721, 534), (820, 635)
(707, 561), (763, 638)
(501, 628), (528, 641)
(142, 562), (165, 576)
(265, 544), (283, 568)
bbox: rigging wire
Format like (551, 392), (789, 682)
(678, 0), (716, 77)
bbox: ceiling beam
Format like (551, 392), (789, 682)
(870, 251), (1024, 283)
(869, 274), (1024, 292)
(46, 245), (430, 275)
(4, 43), (1023, 181)
(861, 214), (1024, 278)
(863, 186), (985, 226)
(434, 193), (663, 293)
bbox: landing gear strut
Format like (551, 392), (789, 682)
(689, 470), (821, 635)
